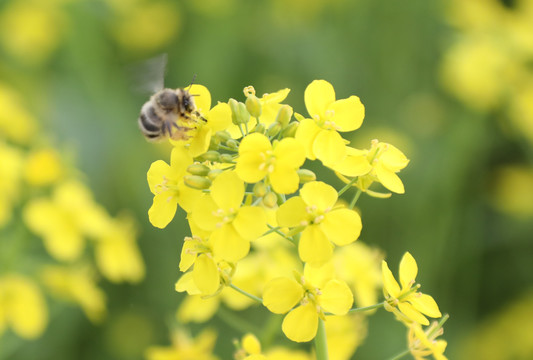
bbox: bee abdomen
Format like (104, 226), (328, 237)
(139, 102), (163, 139)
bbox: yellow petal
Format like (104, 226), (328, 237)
(263, 277), (303, 314)
(175, 272), (201, 295)
(312, 129), (346, 167)
(208, 102), (232, 132)
(327, 95), (365, 132)
(210, 171), (244, 211)
(295, 118), (321, 160)
(176, 295), (220, 323)
(193, 254), (220, 295)
(274, 137), (306, 168)
(190, 194), (219, 231)
(305, 80), (335, 119)
(179, 240), (197, 272)
(277, 196), (308, 227)
(170, 145), (193, 175)
(409, 293), (441, 318)
(239, 132), (272, 154)
(233, 206), (267, 240)
(269, 164), (300, 195)
(398, 302), (429, 325)
(188, 125), (212, 158)
(380, 144), (409, 172)
(282, 303), (319, 342)
(320, 208), (362, 246)
(146, 160), (171, 194)
(300, 181), (338, 211)
(381, 260), (401, 298)
(299, 225), (333, 266)
(236, 152), (267, 183)
(176, 181), (203, 213)
(333, 148), (372, 177)
(375, 164), (405, 194)
(189, 84), (211, 114)
(148, 192), (179, 229)
(399, 252), (418, 289)
(319, 279), (353, 315)
(211, 224), (250, 262)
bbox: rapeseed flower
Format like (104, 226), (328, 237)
(236, 133), (306, 194)
(190, 171), (267, 262)
(147, 146), (200, 228)
(382, 252), (441, 325)
(408, 321), (448, 360)
(263, 265), (353, 343)
(296, 80), (365, 166)
(145, 328), (219, 360)
(0, 275), (48, 339)
(277, 181), (362, 265)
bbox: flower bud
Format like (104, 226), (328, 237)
(245, 95), (262, 118)
(187, 163), (210, 176)
(220, 154), (234, 163)
(184, 175), (211, 190)
(252, 123), (266, 134)
(267, 122), (282, 137)
(262, 192), (278, 208)
(297, 169), (316, 183)
(229, 98), (250, 125)
(253, 182), (267, 198)
(242, 333), (261, 355)
(215, 130), (231, 142)
(275, 104), (293, 127)
(226, 139), (239, 150)
(201, 151), (221, 162)
(281, 121), (298, 138)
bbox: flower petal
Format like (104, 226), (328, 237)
(277, 196), (308, 228)
(305, 80), (335, 119)
(193, 254), (220, 295)
(409, 293), (441, 319)
(236, 152), (267, 184)
(375, 164), (405, 194)
(208, 102), (232, 132)
(321, 208), (362, 246)
(398, 302), (429, 325)
(295, 118), (321, 160)
(319, 279), (354, 315)
(399, 252), (418, 289)
(381, 260), (401, 298)
(282, 303), (319, 342)
(300, 181), (338, 211)
(211, 224), (250, 262)
(327, 96), (365, 132)
(312, 129), (346, 167)
(189, 84), (211, 114)
(274, 137), (306, 168)
(148, 192), (179, 229)
(210, 171), (244, 211)
(190, 194), (219, 231)
(263, 277), (304, 314)
(269, 164), (300, 195)
(147, 160), (171, 194)
(233, 206), (267, 240)
(299, 226), (334, 266)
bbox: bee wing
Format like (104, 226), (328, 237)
(128, 53), (168, 94)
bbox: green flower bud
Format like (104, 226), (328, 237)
(253, 182), (268, 198)
(215, 130), (231, 142)
(245, 95), (262, 118)
(281, 121), (298, 138)
(220, 154), (234, 163)
(275, 104), (293, 127)
(201, 151), (221, 162)
(187, 163), (210, 176)
(262, 192), (278, 208)
(229, 98), (250, 125)
(267, 122), (282, 137)
(297, 169), (316, 183)
(208, 169), (223, 180)
(226, 139), (239, 150)
(184, 175), (212, 190)
(252, 123), (266, 134)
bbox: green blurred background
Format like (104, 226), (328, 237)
(1, 0), (533, 359)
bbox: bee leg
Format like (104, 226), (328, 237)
(170, 125), (195, 141)
(193, 111), (207, 122)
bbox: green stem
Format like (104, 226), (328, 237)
(267, 224), (296, 245)
(337, 177), (359, 196)
(314, 318), (329, 360)
(244, 122), (249, 135)
(218, 144), (238, 152)
(347, 301), (385, 314)
(239, 124), (245, 137)
(349, 189), (362, 209)
(262, 226), (282, 236)
(216, 306), (261, 335)
(230, 283), (263, 303)
(387, 349), (411, 360)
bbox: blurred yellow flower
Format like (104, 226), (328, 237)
(42, 265), (106, 323)
(0, 141), (22, 226)
(491, 166), (533, 219)
(24, 147), (64, 186)
(145, 328), (219, 360)
(408, 321), (448, 360)
(0, 85), (37, 144)
(0, 275), (48, 339)
(325, 314), (367, 360)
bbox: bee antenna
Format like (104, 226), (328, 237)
(190, 94), (200, 97)
(187, 74), (197, 91)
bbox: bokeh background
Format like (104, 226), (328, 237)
(1, 0), (533, 359)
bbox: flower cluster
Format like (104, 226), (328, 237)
(0, 82), (145, 341)
(144, 80), (448, 359)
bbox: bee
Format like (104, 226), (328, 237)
(138, 87), (203, 141)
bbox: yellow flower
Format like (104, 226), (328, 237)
(0, 275), (48, 339)
(382, 252), (441, 326)
(408, 321), (448, 360)
(176, 295), (220, 323)
(94, 216), (145, 283)
(0, 141), (23, 226)
(263, 265), (353, 343)
(147, 146), (200, 228)
(236, 133), (306, 194)
(296, 80), (365, 166)
(277, 181), (362, 266)
(190, 171), (267, 262)
(145, 328), (219, 360)
(335, 140), (409, 194)
(0, 84), (37, 144)
(42, 265), (106, 323)
(325, 314), (367, 360)
(24, 147), (63, 186)
(170, 84), (232, 157)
